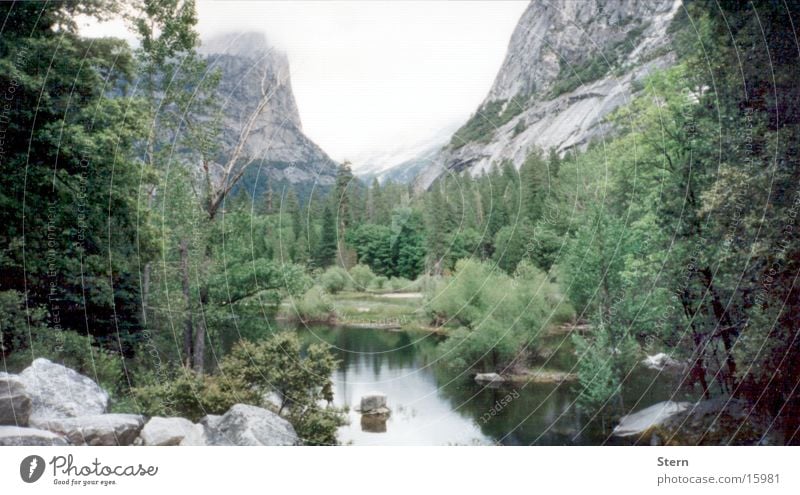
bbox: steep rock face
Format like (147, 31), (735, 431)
(415, 0), (681, 191)
(199, 32), (338, 198)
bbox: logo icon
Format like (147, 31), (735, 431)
(20, 455), (45, 483)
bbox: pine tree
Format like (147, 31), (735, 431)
(316, 206), (338, 267)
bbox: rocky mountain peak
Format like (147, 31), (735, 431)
(199, 31), (338, 195)
(486, 0), (679, 103)
(414, 0), (682, 191)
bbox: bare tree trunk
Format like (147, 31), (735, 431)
(192, 287), (208, 373)
(141, 262), (151, 325)
(179, 238), (194, 368)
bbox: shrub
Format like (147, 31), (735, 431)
(388, 277), (412, 291)
(349, 264), (375, 291)
(219, 333), (346, 445)
(290, 285), (335, 323)
(320, 266), (349, 294)
(370, 276), (388, 290)
(132, 332), (347, 444)
(428, 259), (564, 372)
(130, 369), (247, 421)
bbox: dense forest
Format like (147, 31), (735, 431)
(1, 0), (799, 445)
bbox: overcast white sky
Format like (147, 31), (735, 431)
(83, 1), (529, 168)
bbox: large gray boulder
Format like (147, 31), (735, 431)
(139, 417), (205, 446)
(200, 404), (298, 446)
(613, 401), (692, 438)
(19, 358), (109, 422)
(0, 425), (69, 446)
(359, 393), (390, 415)
(30, 414), (144, 446)
(0, 372), (31, 426)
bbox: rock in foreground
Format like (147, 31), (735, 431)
(0, 372), (31, 426)
(613, 401), (691, 438)
(201, 404), (298, 446)
(31, 414), (145, 446)
(0, 425), (69, 446)
(139, 417), (205, 446)
(19, 358), (109, 422)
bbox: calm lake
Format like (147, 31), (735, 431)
(282, 324), (685, 446)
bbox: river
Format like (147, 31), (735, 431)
(283, 323), (685, 446)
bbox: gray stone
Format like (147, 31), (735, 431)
(359, 393), (389, 415)
(0, 425), (69, 446)
(0, 372), (31, 426)
(139, 417), (205, 446)
(30, 414), (144, 446)
(19, 358), (109, 422)
(613, 401), (692, 438)
(200, 404), (298, 446)
(642, 353), (685, 372)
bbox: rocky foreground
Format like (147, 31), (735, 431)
(0, 359), (298, 446)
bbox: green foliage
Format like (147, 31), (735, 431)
(320, 266), (350, 294)
(573, 322), (638, 419)
(346, 210), (426, 279)
(219, 333), (345, 445)
(315, 206), (338, 267)
(131, 369), (245, 421)
(349, 264), (375, 291)
(370, 276), (388, 290)
(0, 2), (154, 344)
(289, 285), (336, 323)
(0, 290), (46, 355)
(388, 277), (412, 291)
(429, 259), (569, 371)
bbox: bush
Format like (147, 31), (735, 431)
(349, 264), (375, 291)
(290, 285), (335, 323)
(388, 277), (412, 291)
(370, 276), (388, 290)
(320, 266), (349, 294)
(428, 259), (565, 371)
(130, 369), (247, 421)
(132, 332), (347, 444)
(219, 333), (346, 445)
(413, 274), (439, 295)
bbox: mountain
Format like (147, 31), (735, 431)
(199, 32), (338, 200)
(353, 122), (459, 184)
(415, 0), (682, 191)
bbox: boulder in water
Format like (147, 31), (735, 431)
(359, 393), (390, 415)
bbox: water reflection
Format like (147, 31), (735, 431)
(279, 324), (685, 445)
